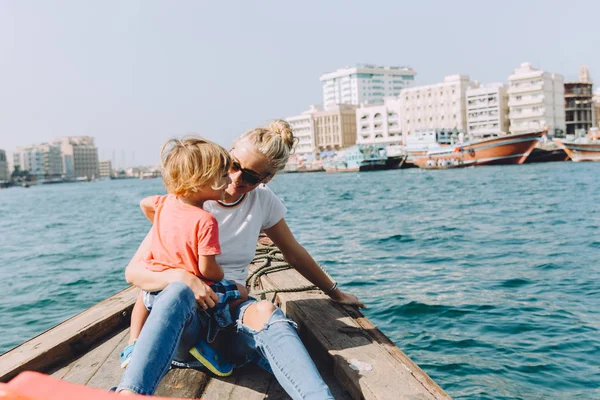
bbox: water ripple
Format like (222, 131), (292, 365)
(1, 164), (600, 399)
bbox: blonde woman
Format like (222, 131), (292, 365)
(118, 121), (365, 399)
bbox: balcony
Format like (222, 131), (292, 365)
(509, 108), (545, 119)
(468, 114), (500, 122)
(507, 83), (544, 94)
(507, 97), (542, 107)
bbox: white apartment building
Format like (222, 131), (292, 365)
(0, 150), (9, 181)
(356, 98), (404, 145)
(285, 105), (322, 157)
(13, 147), (45, 179)
(53, 136), (99, 179)
(99, 160), (113, 178)
(466, 83), (509, 139)
(508, 63), (565, 136)
(400, 75), (479, 137)
(320, 64), (416, 108)
(13, 144), (63, 179)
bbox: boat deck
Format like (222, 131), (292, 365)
(48, 326), (351, 399)
(0, 243), (450, 399)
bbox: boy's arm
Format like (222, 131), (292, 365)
(236, 283), (248, 301)
(197, 214), (223, 282)
(198, 255), (225, 282)
(140, 196), (159, 223)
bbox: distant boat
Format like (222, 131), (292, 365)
(323, 145), (387, 172)
(384, 144), (408, 169)
(524, 141), (569, 163)
(554, 128), (600, 162)
(411, 129), (546, 169)
(140, 172), (159, 179)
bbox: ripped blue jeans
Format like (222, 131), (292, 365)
(117, 282), (333, 400)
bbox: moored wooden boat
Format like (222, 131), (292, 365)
(554, 128), (600, 162)
(0, 241), (451, 399)
(324, 145), (388, 173)
(523, 147), (569, 163)
(411, 130), (546, 169)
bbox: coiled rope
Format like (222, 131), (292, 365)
(247, 241), (331, 297)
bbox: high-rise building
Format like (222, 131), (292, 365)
(508, 63), (565, 136)
(356, 97), (404, 145)
(0, 150), (9, 181)
(399, 75), (479, 135)
(13, 147), (45, 180)
(285, 105), (322, 157)
(13, 143), (63, 180)
(564, 66), (594, 137)
(99, 160), (113, 178)
(312, 104), (358, 152)
(466, 83), (510, 139)
(320, 64), (416, 108)
(53, 136), (99, 179)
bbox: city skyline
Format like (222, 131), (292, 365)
(1, 0), (599, 166)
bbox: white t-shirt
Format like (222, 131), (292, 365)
(203, 184), (287, 284)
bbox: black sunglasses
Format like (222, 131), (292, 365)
(230, 158), (268, 185)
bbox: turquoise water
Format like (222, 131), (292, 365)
(1, 163), (599, 399)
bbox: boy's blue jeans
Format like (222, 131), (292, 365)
(117, 282), (333, 400)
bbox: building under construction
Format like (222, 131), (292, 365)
(564, 66), (595, 137)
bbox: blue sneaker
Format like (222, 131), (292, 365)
(120, 342), (135, 369)
(189, 340), (233, 377)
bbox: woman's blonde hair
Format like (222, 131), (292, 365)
(237, 119), (298, 172)
(160, 137), (231, 196)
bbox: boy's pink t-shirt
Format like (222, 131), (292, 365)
(145, 194), (220, 280)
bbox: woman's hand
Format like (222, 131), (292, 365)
(178, 271), (219, 310)
(329, 289), (367, 309)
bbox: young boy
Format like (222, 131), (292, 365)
(120, 137), (247, 376)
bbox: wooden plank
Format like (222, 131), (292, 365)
(344, 307), (449, 400)
(85, 330), (130, 390)
(199, 373), (239, 399)
(155, 368), (210, 398)
(50, 363), (72, 380)
(201, 366), (274, 400)
(61, 330), (128, 386)
(308, 348), (353, 400)
(0, 286), (138, 382)
(249, 255), (451, 400)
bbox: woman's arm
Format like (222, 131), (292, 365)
(125, 230), (219, 307)
(264, 219), (366, 308)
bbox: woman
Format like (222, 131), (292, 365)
(117, 120), (365, 399)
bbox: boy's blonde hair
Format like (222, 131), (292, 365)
(160, 137), (232, 196)
(237, 119), (298, 172)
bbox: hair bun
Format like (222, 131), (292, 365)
(268, 119), (297, 151)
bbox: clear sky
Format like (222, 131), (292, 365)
(1, 0), (598, 167)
